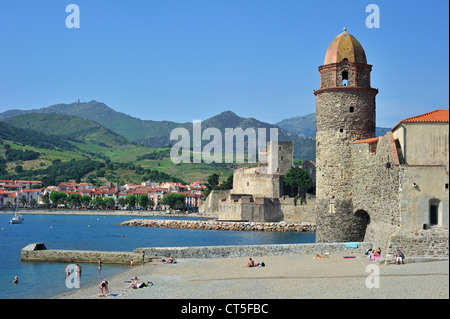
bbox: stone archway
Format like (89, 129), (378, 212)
(354, 210), (371, 241)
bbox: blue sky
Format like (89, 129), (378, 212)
(0, 0), (448, 128)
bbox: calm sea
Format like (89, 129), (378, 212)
(0, 213), (315, 299)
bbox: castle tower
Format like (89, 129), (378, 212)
(314, 29), (378, 242)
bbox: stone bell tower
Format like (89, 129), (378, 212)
(314, 29), (378, 242)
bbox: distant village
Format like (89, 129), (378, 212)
(0, 179), (206, 212)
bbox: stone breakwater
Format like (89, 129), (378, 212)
(120, 219), (316, 232)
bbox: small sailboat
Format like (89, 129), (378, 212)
(10, 212), (24, 224)
(9, 192), (24, 224)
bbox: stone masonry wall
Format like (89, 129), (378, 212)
(135, 242), (372, 259)
(198, 189), (231, 217)
(279, 195), (317, 222)
(21, 248), (150, 264)
(387, 228), (449, 258)
(351, 132), (401, 251)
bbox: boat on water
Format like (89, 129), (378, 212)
(10, 213), (24, 224)
(9, 192), (24, 224)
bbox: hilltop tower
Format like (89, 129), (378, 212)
(314, 29), (378, 242)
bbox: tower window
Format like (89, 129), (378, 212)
(349, 106), (354, 113)
(342, 70), (348, 86)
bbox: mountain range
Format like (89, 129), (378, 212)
(0, 100), (391, 161)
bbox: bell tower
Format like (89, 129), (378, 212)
(314, 29), (378, 242)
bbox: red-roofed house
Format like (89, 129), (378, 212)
(21, 188), (41, 205)
(185, 192), (204, 211)
(392, 109), (449, 168)
(0, 190), (17, 207)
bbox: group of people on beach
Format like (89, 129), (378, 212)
(366, 247), (406, 264)
(97, 254), (177, 296)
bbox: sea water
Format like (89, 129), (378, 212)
(0, 214), (315, 299)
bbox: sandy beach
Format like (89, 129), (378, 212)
(58, 253), (449, 300)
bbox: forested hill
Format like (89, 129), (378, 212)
(0, 121), (77, 151)
(3, 113), (130, 147)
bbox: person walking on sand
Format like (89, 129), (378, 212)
(141, 250), (145, 266)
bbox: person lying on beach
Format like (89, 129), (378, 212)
(166, 255), (176, 264)
(138, 281), (152, 288)
(127, 279), (140, 289)
(246, 258), (255, 267)
(314, 252), (329, 259)
(156, 255), (177, 264)
(245, 258), (265, 267)
(127, 280), (153, 289)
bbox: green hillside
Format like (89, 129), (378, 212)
(0, 100), (189, 142)
(4, 113), (130, 147)
(0, 121), (78, 151)
(0, 117), (242, 184)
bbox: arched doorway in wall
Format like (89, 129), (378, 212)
(354, 210), (371, 241)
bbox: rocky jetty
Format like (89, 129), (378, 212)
(120, 219), (316, 232)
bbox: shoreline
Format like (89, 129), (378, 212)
(0, 209), (212, 219)
(56, 252), (449, 299)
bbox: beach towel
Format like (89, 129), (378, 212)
(344, 242), (358, 248)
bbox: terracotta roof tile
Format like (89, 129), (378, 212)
(401, 109), (449, 124)
(393, 109), (449, 131)
(352, 137), (379, 144)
